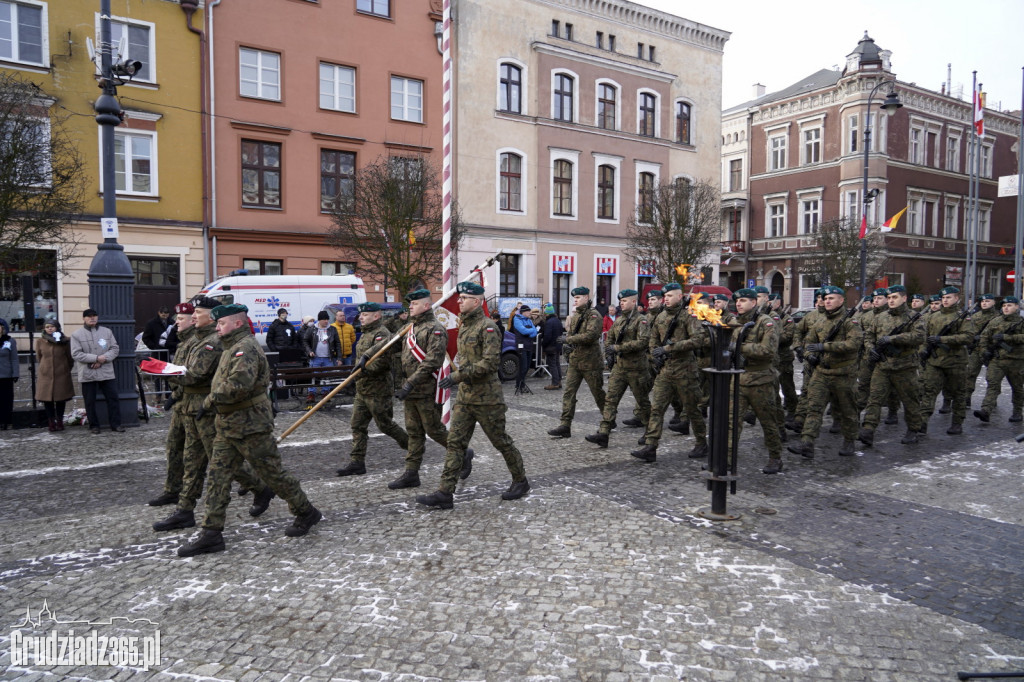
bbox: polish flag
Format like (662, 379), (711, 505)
(974, 87), (985, 137)
(858, 214), (868, 239)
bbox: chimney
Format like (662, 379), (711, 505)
(753, 83), (766, 98)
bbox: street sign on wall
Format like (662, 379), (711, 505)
(998, 175), (1020, 197)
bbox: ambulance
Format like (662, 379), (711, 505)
(195, 273), (367, 346)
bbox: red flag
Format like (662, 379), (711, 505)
(858, 214), (867, 239)
(974, 87), (985, 137)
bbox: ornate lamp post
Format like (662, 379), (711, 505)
(859, 82), (902, 295)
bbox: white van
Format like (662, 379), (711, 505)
(196, 274), (366, 346)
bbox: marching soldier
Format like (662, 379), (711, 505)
(622, 289), (664, 429)
(928, 295), (942, 313)
(858, 285), (926, 447)
(548, 286), (606, 439)
(919, 286), (974, 435)
(178, 304), (321, 557)
(788, 286), (863, 461)
(630, 283), (708, 463)
(147, 302), (193, 507)
(965, 293), (999, 407)
(416, 280), (529, 509)
(789, 289), (826, 432)
(771, 294), (798, 423)
(855, 287), (891, 411)
(336, 302), (410, 477)
(910, 293), (929, 314)
(585, 289), (651, 448)
(974, 296), (1024, 423)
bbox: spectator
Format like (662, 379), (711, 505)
(595, 297), (610, 317)
(70, 308), (122, 434)
(35, 317), (74, 432)
(332, 310), (356, 366)
(0, 319), (18, 430)
(602, 305), (617, 335)
(141, 306), (173, 355)
(490, 309), (503, 327)
(509, 304), (538, 392)
(302, 311), (341, 409)
(541, 303), (564, 390)
(266, 307), (298, 352)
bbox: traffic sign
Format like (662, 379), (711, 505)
(747, 279), (755, 288)
(1008, 270), (1016, 282)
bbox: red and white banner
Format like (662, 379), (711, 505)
(973, 86), (985, 137)
(637, 260), (656, 277)
(596, 257), (617, 275)
(552, 254), (575, 274)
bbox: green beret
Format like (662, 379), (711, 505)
(714, 294), (730, 302)
(872, 288), (889, 297)
(571, 286), (590, 296)
(662, 283), (682, 293)
(405, 288), (431, 301)
(1004, 296), (1020, 304)
(820, 285), (845, 296)
(358, 302), (382, 313)
(768, 293), (782, 301)
(938, 286), (960, 296)
(929, 294), (941, 302)
(210, 303), (248, 320)
(911, 293), (926, 301)
(978, 293), (995, 300)
(617, 289), (639, 300)
(887, 285), (906, 295)
(733, 287), (757, 300)
(456, 280), (485, 295)
(753, 285), (770, 295)
(647, 289), (663, 298)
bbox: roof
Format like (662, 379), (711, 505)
(847, 31), (883, 64)
(723, 68), (842, 114)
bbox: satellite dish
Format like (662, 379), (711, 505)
(86, 36), (96, 64)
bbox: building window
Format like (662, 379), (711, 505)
(944, 202), (959, 239)
(636, 42), (644, 59)
(769, 135), (787, 171)
(322, 261), (355, 276)
(906, 198), (922, 235)
(726, 208), (742, 241)
(241, 139), (281, 208)
(675, 101), (691, 145)
(608, 34), (616, 51)
(499, 63), (521, 113)
(638, 92), (656, 137)
(597, 83), (616, 130)
(597, 164), (615, 220)
(768, 203), (786, 237)
(107, 17), (153, 82)
(803, 128), (821, 164)
(981, 142), (993, 178)
(648, 45), (656, 61)
(553, 160), (573, 216)
(848, 114), (859, 154)
(637, 171), (655, 224)
(499, 152), (522, 212)
(844, 190), (859, 220)
(564, 23), (573, 40)
(356, 0), (389, 18)
(551, 19), (559, 36)
(320, 149), (355, 213)
(553, 273), (571, 318)
(498, 254), (519, 296)
(112, 131), (156, 196)
(728, 159), (742, 192)
(978, 207), (991, 242)
(800, 198), (820, 234)
(946, 136), (960, 173)
(319, 63), (355, 112)
(1, 1), (45, 66)
(596, 31), (603, 49)
(389, 156), (423, 217)
(239, 47), (280, 100)
(131, 257), (178, 288)
(243, 259), (282, 276)
(553, 73), (574, 122)
(390, 76), (423, 123)
(909, 127), (924, 164)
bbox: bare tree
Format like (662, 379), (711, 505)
(0, 72), (85, 272)
(326, 155), (463, 297)
(624, 178), (722, 285)
(799, 217), (889, 294)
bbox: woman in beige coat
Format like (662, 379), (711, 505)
(35, 319), (74, 431)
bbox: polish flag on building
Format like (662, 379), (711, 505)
(974, 87), (985, 137)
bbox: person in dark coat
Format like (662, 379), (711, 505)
(541, 303), (565, 389)
(266, 307), (298, 352)
(142, 306), (173, 354)
(510, 304), (538, 391)
(35, 318), (74, 431)
(0, 319), (18, 430)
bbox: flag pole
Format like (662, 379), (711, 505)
(440, 0), (453, 297)
(966, 72), (978, 302)
(1015, 66), (1024, 300)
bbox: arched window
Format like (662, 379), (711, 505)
(553, 73), (574, 122)
(638, 171), (656, 223)
(598, 164), (615, 219)
(598, 83), (617, 130)
(553, 160), (573, 215)
(639, 92), (656, 137)
(499, 152), (522, 211)
(675, 101), (691, 145)
(499, 63), (521, 113)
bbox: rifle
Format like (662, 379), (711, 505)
(869, 310), (924, 368)
(805, 298), (866, 369)
(650, 305), (684, 373)
(983, 316), (1024, 365)
(920, 303), (978, 365)
(732, 319), (758, 370)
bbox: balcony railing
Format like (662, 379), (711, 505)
(721, 240), (746, 255)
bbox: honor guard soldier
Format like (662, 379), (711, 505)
(910, 293), (928, 313)
(855, 287), (891, 410)
(585, 289), (651, 448)
(621, 289), (664, 429)
(928, 295), (942, 313)
(178, 304), (321, 557)
(789, 289), (826, 432)
(417, 280), (529, 509)
(336, 302), (410, 477)
(974, 296), (1024, 423)
(548, 286), (606, 439)
(919, 286), (974, 435)
(965, 293), (999, 408)
(771, 293), (799, 424)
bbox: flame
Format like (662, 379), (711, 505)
(675, 263), (690, 280)
(688, 292), (725, 326)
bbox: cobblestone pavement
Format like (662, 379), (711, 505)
(1, 369), (1023, 681)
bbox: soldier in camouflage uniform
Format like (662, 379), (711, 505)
(771, 294), (798, 422)
(416, 281), (529, 509)
(789, 290), (825, 431)
(726, 289), (783, 473)
(974, 296), (1024, 423)
(630, 283), (708, 463)
(147, 302), (194, 507)
(178, 304), (321, 557)
(858, 286), (926, 447)
(910, 293), (928, 314)
(548, 286), (606, 438)
(965, 293), (999, 407)
(153, 298), (268, 532)
(928, 295), (942, 314)
(788, 286), (863, 461)
(919, 286), (974, 435)
(585, 289), (650, 448)
(855, 288), (891, 410)
(754, 287), (786, 436)
(623, 289), (664, 429)
(336, 302), (410, 477)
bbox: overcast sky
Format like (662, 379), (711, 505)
(643, 0), (1024, 113)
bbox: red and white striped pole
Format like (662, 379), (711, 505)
(441, 0), (453, 297)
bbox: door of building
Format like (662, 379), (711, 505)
(130, 257), (180, 337)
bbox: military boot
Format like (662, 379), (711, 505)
(459, 448), (475, 480)
(900, 430), (921, 445)
(857, 428), (875, 446)
(688, 441), (709, 459)
(743, 412), (756, 426)
(762, 458), (784, 474)
(285, 506), (322, 537)
(787, 438), (814, 459)
(974, 409), (991, 423)
(547, 424), (571, 438)
(838, 440), (856, 456)
(669, 414), (681, 426)
(884, 409), (898, 425)
(1010, 410), (1023, 423)
(946, 422), (963, 435)
(939, 398), (952, 414)
(637, 435), (647, 446)
(387, 469), (421, 489)
(584, 432), (609, 448)
(501, 479), (531, 500)
(416, 490), (454, 509)
(153, 509), (195, 532)
(622, 417), (643, 428)
(177, 529), (225, 557)
(919, 422), (928, 435)
(336, 460), (367, 477)
(248, 486), (275, 517)
(829, 420), (841, 434)
(147, 491), (179, 507)
(630, 444), (657, 463)
(668, 420), (690, 435)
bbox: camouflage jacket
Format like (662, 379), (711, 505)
(450, 305), (503, 405)
(401, 309), (447, 400)
(801, 305), (864, 375)
(605, 308), (650, 371)
(649, 302), (706, 373)
(205, 325), (274, 436)
(165, 325), (196, 402)
(863, 303), (925, 371)
(793, 307), (824, 352)
(732, 310), (778, 386)
(776, 308), (796, 362)
(922, 305), (974, 367)
(979, 313), (1024, 361)
(565, 301), (604, 372)
(969, 307), (999, 351)
(173, 323), (223, 415)
(354, 318), (396, 394)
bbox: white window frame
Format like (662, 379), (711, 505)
(868, 113), (887, 153)
(842, 189), (859, 221)
(99, 14), (156, 84)
(846, 114), (859, 155)
(495, 147), (527, 216)
(390, 75), (423, 123)
(673, 98), (694, 146)
(549, 148), (579, 221)
(99, 129), (158, 198)
(946, 133), (961, 173)
(978, 203), (992, 242)
(769, 134), (787, 171)
(764, 191), (788, 238)
(496, 58), (527, 115)
(550, 68), (579, 123)
(802, 127), (821, 165)
(634, 160), (661, 225)
(594, 77), (620, 131)
(593, 153), (622, 224)
(239, 47), (280, 101)
(3, 0), (47, 67)
(943, 198), (960, 239)
(981, 141), (994, 178)
(909, 126), (924, 165)
(319, 62), (355, 113)
(636, 88), (660, 138)
(906, 196), (923, 235)
(797, 189), (822, 235)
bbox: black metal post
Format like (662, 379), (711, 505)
(91, 0), (138, 428)
(699, 323), (743, 521)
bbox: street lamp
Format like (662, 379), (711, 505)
(859, 81), (902, 295)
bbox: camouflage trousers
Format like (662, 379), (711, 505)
(778, 360), (798, 416)
(404, 397), (447, 471)
(439, 401), (525, 494)
(349, 391), (408, 462)
(964, 352), (986, 403)
(201, 429), (312, 531)
(178, 411), (263, 512)
(920, 363), (967, 424)
(599, 365), (650, 434)
(730, 381), (782, 458)
(558, 365), (605, 427)
(645, 365), (706, 448)
(981, 357), (1024, 414)
(795, 363), (814, 422)
(857, 359), (898, 413)
(800, 372), (859, 441)
(161, 407), (186, 496)
(862, 366), (923, 431)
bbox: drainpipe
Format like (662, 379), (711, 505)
(181, 0), (210, 283)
